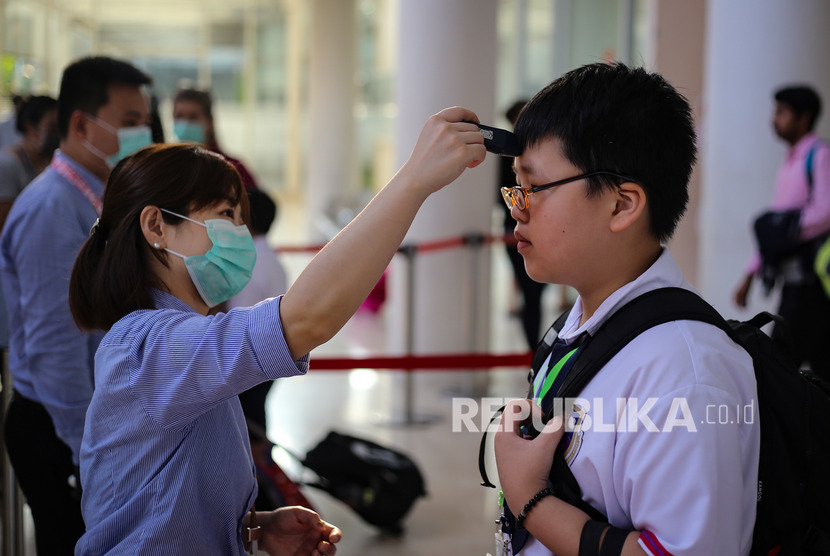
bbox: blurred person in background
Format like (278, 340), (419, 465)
(497, 99), (549, 349)
(0, 95), (59, 367)
(148, 92), (165, 143)
(734, 85), (830, 379)
(0, 94), (24, 149)
(172, 85), (260, 191)
(0, 95), (59, 227)
(227, 190), (287, 311)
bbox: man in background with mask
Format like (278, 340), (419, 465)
(0, 56), (151, 555)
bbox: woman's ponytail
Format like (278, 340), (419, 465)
(69, 219), (109, 330)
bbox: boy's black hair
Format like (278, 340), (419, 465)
(247, 189), (277, 235)
(514, 62), (697, 243)
(15, 95), (57, 134)
(774, 85), (822, 130)
(57, 56), (152, 139)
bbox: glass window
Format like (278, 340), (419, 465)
(496, 0), (641, 114)
(355, 0), (396, 192)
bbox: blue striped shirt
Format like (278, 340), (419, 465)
(0, 150), (104, 464)
(75, 290), (308, 555)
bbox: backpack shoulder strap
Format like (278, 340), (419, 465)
(807, 143), (818, 193)
(549, 287), (734, 521)
(806, 139), (829, 194)
(556, 287), (729, 398)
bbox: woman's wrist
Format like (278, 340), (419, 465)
(243, 509), (276, 538)
(387, 167), (433, 204)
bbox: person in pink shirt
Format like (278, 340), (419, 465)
(734, 85), (830, 379)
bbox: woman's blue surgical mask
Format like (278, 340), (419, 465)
(83, 113), (153, 168)
(161, 209), (256, 308)
(173, 120), (207, 144)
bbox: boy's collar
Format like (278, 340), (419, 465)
(560, 248), (690, 341)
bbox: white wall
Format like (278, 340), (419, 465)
(700, 0), (830, 318)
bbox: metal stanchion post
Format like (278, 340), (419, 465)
(381, 244), (438, 427)
(403, 245), (416, 424)
(464, 233), (490, 397)
(465, 233), (484, 351)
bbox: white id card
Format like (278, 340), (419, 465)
(494, 530), (509, 556)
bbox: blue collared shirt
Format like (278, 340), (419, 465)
(0, 150), (104, 464)
(76, 290), (308, 555)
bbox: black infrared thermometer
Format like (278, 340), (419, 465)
(474, 123), (522, 157)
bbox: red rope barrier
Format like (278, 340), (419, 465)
(413, 236), (466, 254)
(309, 351), (532, 371)
(274, 233), (517, 255)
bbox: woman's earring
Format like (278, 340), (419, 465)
(153, 242), (161, 249)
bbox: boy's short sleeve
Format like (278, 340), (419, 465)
(615, 385), (751, 555)
(570, 320), (759, 556)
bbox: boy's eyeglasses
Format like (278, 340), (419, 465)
(500, 171), (638, 210)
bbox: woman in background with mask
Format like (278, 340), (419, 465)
(0, 95), (58, 227)
(172, 85), (260, 191)
(69, 105), (486, 555)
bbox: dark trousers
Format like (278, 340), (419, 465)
(775, 281), (830, 380)
(4, 392), (84, 555)
(505, 241), (547, 349)
(238, 380), (274, 437)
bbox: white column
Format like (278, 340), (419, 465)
(699, 0), (830, 317)
(307, 0), (358, 241)
(642, 0), (706, 286)
(241, 5), (258, 164)
(284, 0), (307, 200)
(389, 0), (498, 365)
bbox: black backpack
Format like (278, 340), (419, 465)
(529, 287), (830, 555)
(303, 431), (427, 535)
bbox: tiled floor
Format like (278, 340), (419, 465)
(265, 364), (525, 556)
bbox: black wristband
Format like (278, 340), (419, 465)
(579, 520), (606, 556)
(598, 525), (629, 556)
(515, 487), (554, 529)
(579, 519), (631, 556)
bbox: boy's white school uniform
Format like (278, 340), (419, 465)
(515, 248), (760, 556)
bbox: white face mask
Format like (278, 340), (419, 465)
(83, 113), (153, 168)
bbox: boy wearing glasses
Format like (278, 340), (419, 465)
(493, 63), (759, 555)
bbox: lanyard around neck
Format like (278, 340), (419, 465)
(51, 156), (103, 216)
(534, 345), (579, 400)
